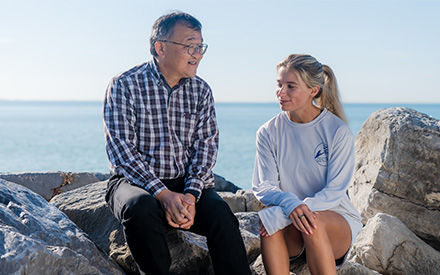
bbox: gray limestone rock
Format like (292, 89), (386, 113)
(0, 179), (122, 274)
(235, 211), (260, 236)
(219, 190), (265, 213)
(236, 189), (265, 212)
(348, 107), (440, 249)
(218, 191), (246, 212)
(50, 180), (260, 274)
(349, 213), (440, 275)
(250, 254), (377, 275)
(0, 171), (110, 201)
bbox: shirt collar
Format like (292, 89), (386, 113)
(148, 58), (190, 88)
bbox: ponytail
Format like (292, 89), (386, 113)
(316, 65), (347, 123)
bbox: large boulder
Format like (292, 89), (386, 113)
(0, 171), (110, 201)
(0, 179), (122, 274)
(349, 213), (440, 275)
(348, 107), (440, 249)
(50, 180), (260, 274)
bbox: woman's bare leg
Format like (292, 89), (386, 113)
(261, 224), (304, 275)
(302, 211), (352, 275)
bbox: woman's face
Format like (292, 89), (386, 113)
(276, 66), (315, 113)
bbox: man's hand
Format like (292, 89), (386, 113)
(155, 189), (195, 228)
(180, 193), (196, 230)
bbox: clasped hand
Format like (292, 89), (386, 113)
(156, 189), (196, 230)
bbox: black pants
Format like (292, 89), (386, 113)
(105, 175), (251, 275)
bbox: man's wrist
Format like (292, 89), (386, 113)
(183, 190), (200, 202)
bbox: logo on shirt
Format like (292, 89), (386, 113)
(314, 142), (328, 167)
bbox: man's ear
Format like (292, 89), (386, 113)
(155, 41), (165, 58)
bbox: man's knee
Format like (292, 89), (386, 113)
(203, 197), (238, 227)
(121, 192), (160, 224)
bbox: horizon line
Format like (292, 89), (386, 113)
(1, 99), (440, 105)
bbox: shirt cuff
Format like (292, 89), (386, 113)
(184, 178), (204, 202)
(183, 189), (201, 202)
(280, 192), (303, 217)
(149, 179), (168, 197)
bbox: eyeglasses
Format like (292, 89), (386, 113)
(158, 40), (208, 55)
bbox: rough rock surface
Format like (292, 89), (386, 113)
(218, 190), (265, 213)
(235, 211), (260, 236)
(348, 107), (440, 249)
(0, 171), (110, 201)
(0, 179), (123, 274)
(250, 254), (379, 275)
(349, 213), (440, 275)
(0, 171), (239, 202)
(50, 180), (260, 274)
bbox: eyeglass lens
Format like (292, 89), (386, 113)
(188, 44), (207, 55)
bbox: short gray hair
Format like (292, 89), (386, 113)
(150, 12), (202, 57)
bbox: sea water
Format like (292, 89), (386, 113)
(1, 101), (439, 189)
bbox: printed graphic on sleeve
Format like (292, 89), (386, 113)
(314, 142), (328, 167)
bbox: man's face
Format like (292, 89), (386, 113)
(160, 24), (204, 85)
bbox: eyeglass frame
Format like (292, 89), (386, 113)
(157, 40), (208, 55)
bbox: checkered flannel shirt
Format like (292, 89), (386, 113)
(103, 59), (219, 200)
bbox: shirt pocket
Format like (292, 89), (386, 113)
(136, 107), (165, 153)
(173, 111), (198, 149)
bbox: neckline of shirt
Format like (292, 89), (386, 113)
(282, 108), (328, 127)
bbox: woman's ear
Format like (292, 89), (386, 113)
(311, 86), (320, 97)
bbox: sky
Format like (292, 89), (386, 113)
(1, 0), (439, 103)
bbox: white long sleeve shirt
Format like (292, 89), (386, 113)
(252, 109), (362, 235)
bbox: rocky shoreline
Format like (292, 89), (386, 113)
(1, 107), (439, 274)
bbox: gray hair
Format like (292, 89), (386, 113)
(150, 11), (202, 57)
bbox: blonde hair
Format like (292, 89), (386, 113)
(277, 54), (347, 123)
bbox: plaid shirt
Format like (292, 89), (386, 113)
(103, 59), (219, 200)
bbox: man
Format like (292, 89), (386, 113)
(103, 12), (251, 275)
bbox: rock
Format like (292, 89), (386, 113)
(240, 228), (261, 264)
(349, 213), (440, 275)
(348, 107), (440, 249)
(337, 261), (381, 275)
(0, 179), (122, 274)
(250, 254), (378, 275)
(0, 171), (238, 201)
(219, 190), (265, 213)
(236, 189), (265, 212)
(235, 211), (260, 236)
(214, 173), (241, 192)
(0, 171), (110, 201)
(218, 191), (246, 212)
(50, 180), (260, 274)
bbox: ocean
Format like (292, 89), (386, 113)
(1, 101), (439, 190)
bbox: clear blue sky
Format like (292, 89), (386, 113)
(1, 0), (439, 103)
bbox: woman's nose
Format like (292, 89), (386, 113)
(276, 85), (285, 96)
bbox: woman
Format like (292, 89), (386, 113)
(252, 54), (362, 275)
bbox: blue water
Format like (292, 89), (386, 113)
(1, 101), (439, 189)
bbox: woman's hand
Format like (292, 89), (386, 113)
(289, 204), (317, 235)
(259, 220), (269, 237)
